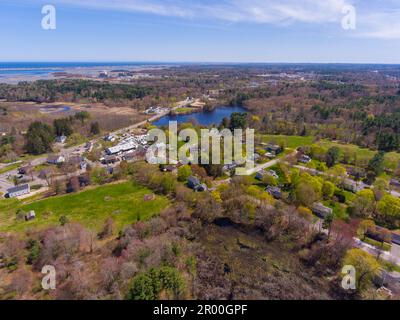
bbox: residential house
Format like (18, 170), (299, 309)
(187, 176), (207, 192)
(101, 155), (118, 165)
(392, 233), (400, 246)
(390, 179), (400, 188)
(311, 202), (333, 219)
(265, 144), (283, 155)
(55, 135), (67, 144)
(366, 226), (394, 244)
(47, 155), (66, 165)
(266, 186), (282, 199)
(268, 170), (279, 179)
(343, 179), (366, 193)
(298, 154), (312, 164)
(255, 170), (266, 180)
(7, 184), (30, 198)
(25, 210), (36, 221)
(104, 134), (116, 142)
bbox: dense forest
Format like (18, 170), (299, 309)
(0, 80), (154, 103)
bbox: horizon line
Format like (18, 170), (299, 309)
(1, 61), (400, 66)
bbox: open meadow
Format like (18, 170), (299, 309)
(0, 181), (169, 233)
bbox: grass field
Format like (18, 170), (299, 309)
(363, 237), (392, 252)
(173, 107), (197, 114)
(260, 135), (314, 149)
(0, 181), (169, 233)
(315, 140), (400, 170)
(0, 163), (20, 174)
(260, 135), (400, 171)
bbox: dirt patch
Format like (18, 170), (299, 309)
(0, 101), (146, 133)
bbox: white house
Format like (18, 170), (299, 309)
(55, 135), (67, 144)
(25, 210), (36, 221)
(104, 134), (116, 142)
(47, 155), (66, 165)
(7, 184), (30, 198)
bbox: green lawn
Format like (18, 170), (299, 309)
(363, 237), (392, 252)
(174, 107), (196, 114)
(315, 140), (400, 170)
(0, 181), (169, 233)
(0, 162), (20, 174)
(260, 135), (314, 149)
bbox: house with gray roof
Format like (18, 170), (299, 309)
(6, 184), (30, 198)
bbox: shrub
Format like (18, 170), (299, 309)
(126, 266), (185, 300)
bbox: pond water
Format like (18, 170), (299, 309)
(39, 105), (71, 114)
(152, 105), (247, 127)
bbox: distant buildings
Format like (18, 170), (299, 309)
(7, 184), (30, 198)
(145, 106), (168, 115)
(99, 71), (109, 78)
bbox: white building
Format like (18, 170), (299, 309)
(55, 135), (67, 144)
(7, 184), (30, 198)
(106, 141), (137, 155)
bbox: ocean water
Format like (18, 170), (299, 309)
(0, 62), (174, 82)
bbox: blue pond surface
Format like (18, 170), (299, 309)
(153, 106), (246, 127)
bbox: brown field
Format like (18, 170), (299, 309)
(0, 101), (147, 133)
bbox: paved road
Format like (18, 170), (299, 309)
(244, 151), (298, 176)
(354, 238), (400, 266)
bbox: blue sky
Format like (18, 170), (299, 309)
(1, 0), (400, 63)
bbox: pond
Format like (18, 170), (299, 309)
(152, 105), (247, 127)
(39, 105), (71, 114)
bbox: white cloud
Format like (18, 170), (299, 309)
(29, 0), (400, 39)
